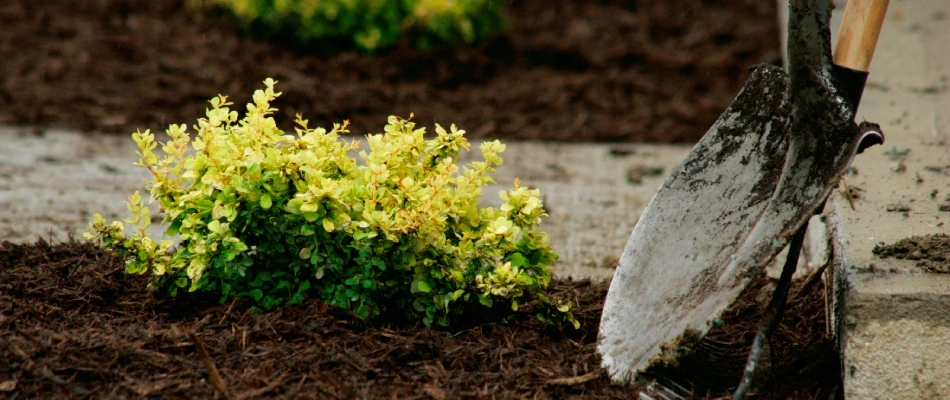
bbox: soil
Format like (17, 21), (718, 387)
(0, 0), (779, 142)
(1, 240), (838, 399)
(873, 233), (950, 273)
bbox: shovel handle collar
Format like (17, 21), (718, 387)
(833, 0), (889, 72)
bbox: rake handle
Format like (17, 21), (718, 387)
(833, 0), (890, 73)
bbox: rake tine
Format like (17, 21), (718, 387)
(732, 222), (808, 399)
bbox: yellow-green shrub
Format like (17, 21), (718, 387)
(205, 0), (507, 52)
(85, 79), (576, 328)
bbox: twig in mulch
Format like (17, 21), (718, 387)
(793, 261), (830, 301)
(41, 366), (90, 396)
(218, 299), (239, 325)
(235, 373), (286, 400)
(188, 331), (230, 396)
(545, 370), (603, 386)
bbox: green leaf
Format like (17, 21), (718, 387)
(413, 299), (426, 312)
(412, 280), (431, 294)
(508, 252), (528, 268)
(250, 272), (271, 287)
(260, 193), (272, 209)
(246, 289), (264, 302)
(299, 246), (312, 260)
(303, 212), (319, 222)
(165, 219), (182, 236)
(196, 199), (214, 212)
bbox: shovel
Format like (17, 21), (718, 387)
(597, 0), (888, 393)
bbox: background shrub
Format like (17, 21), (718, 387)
(86, 79), (576, 328)
(201, 0), (507, 52)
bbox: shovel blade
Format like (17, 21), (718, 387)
(597, 65), (792, 383)
(598, 0), (877, 383)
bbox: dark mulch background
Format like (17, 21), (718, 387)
(0, 0), (778, 142)
(1, 240), (837, 399)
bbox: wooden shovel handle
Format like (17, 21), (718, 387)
(833, 0), (890, 72)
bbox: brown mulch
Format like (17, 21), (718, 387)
(1, 240), (838, 399)
(0, 0), (778, 142)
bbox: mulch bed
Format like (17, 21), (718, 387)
(0, 0), (778, 142)
(1, 240), (837, 399)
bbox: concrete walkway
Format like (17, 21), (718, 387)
(824, 1), (950, 397)
(1, 0), (947, 397)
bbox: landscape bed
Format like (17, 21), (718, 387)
(0, 0), (842, 398)
(1, 239), (838, 398)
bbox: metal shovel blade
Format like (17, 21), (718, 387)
(598, 0), (873, 383)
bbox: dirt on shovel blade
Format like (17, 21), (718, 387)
(1, 240), (837, 399)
